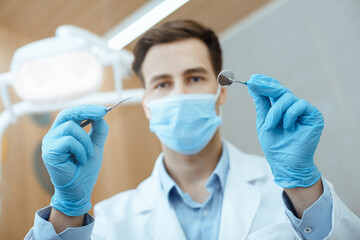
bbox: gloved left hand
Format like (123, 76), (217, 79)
(247, 74), (324, 188)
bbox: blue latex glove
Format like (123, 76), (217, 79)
(247, 74), (323, 188)
(41, 105), (109, 216)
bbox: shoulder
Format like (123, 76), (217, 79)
(92, 176), (158, 238)
(225, 140), (282, 200)
(225, 140), (273, 177)
(94, 175), (156, 219)
(94, 189), (135, 214)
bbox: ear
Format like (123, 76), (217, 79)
(142, 94), (151, 119)
(218, 86), (228, 105)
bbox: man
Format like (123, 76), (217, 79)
(26, 20), (360, 239)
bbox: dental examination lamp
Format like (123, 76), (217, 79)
(0, 25), (144, 179)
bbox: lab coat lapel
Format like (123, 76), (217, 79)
(141, 155), (186, 240)
(219, 141), (265, 240)
(145, 193), (186, 240)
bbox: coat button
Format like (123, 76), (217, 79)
(304, 227), (312, 233)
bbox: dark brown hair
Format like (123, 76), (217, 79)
(132, 20), (222, 86)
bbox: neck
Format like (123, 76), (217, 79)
(162, 131), (223, 203)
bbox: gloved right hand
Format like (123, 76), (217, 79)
(247, 74), (323, 188)
(42, 105), (109, 216)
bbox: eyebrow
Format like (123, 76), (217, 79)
(183, 67), (209, 75)
(149, 67), (209, 85)
(149, 74), (172, 85)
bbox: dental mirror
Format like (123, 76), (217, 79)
(217, 70), (247, 87)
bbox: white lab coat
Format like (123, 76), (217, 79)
(92, 141), (360, 239)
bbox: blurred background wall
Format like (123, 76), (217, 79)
(0, 0), (359, 239)
(221, 0), (360, 218)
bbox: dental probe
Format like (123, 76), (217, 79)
(80, 96), (133, 128)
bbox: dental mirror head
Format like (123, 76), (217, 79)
(217, 70), (234, 87)
(217, 70), (247, 87)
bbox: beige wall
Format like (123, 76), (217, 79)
(0, 26), (161, 239)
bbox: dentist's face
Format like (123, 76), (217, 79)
(141, 38), (227, 118)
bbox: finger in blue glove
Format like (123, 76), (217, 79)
(247, 74), (323, 188)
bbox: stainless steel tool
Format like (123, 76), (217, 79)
(80, 96), (133, 128)
(217, 70), (247, 87)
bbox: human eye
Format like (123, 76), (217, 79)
(154, 81), (170, 90)
(189, 76), (204, 83)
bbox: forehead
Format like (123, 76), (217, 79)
(141, 38), (215, 83)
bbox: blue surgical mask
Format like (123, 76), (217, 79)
(146, 87), (222, 155)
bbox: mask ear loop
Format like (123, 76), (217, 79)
(219, 105), (223, 118)
(215, 84), (221, 100)
(215, 84), (223, 117)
